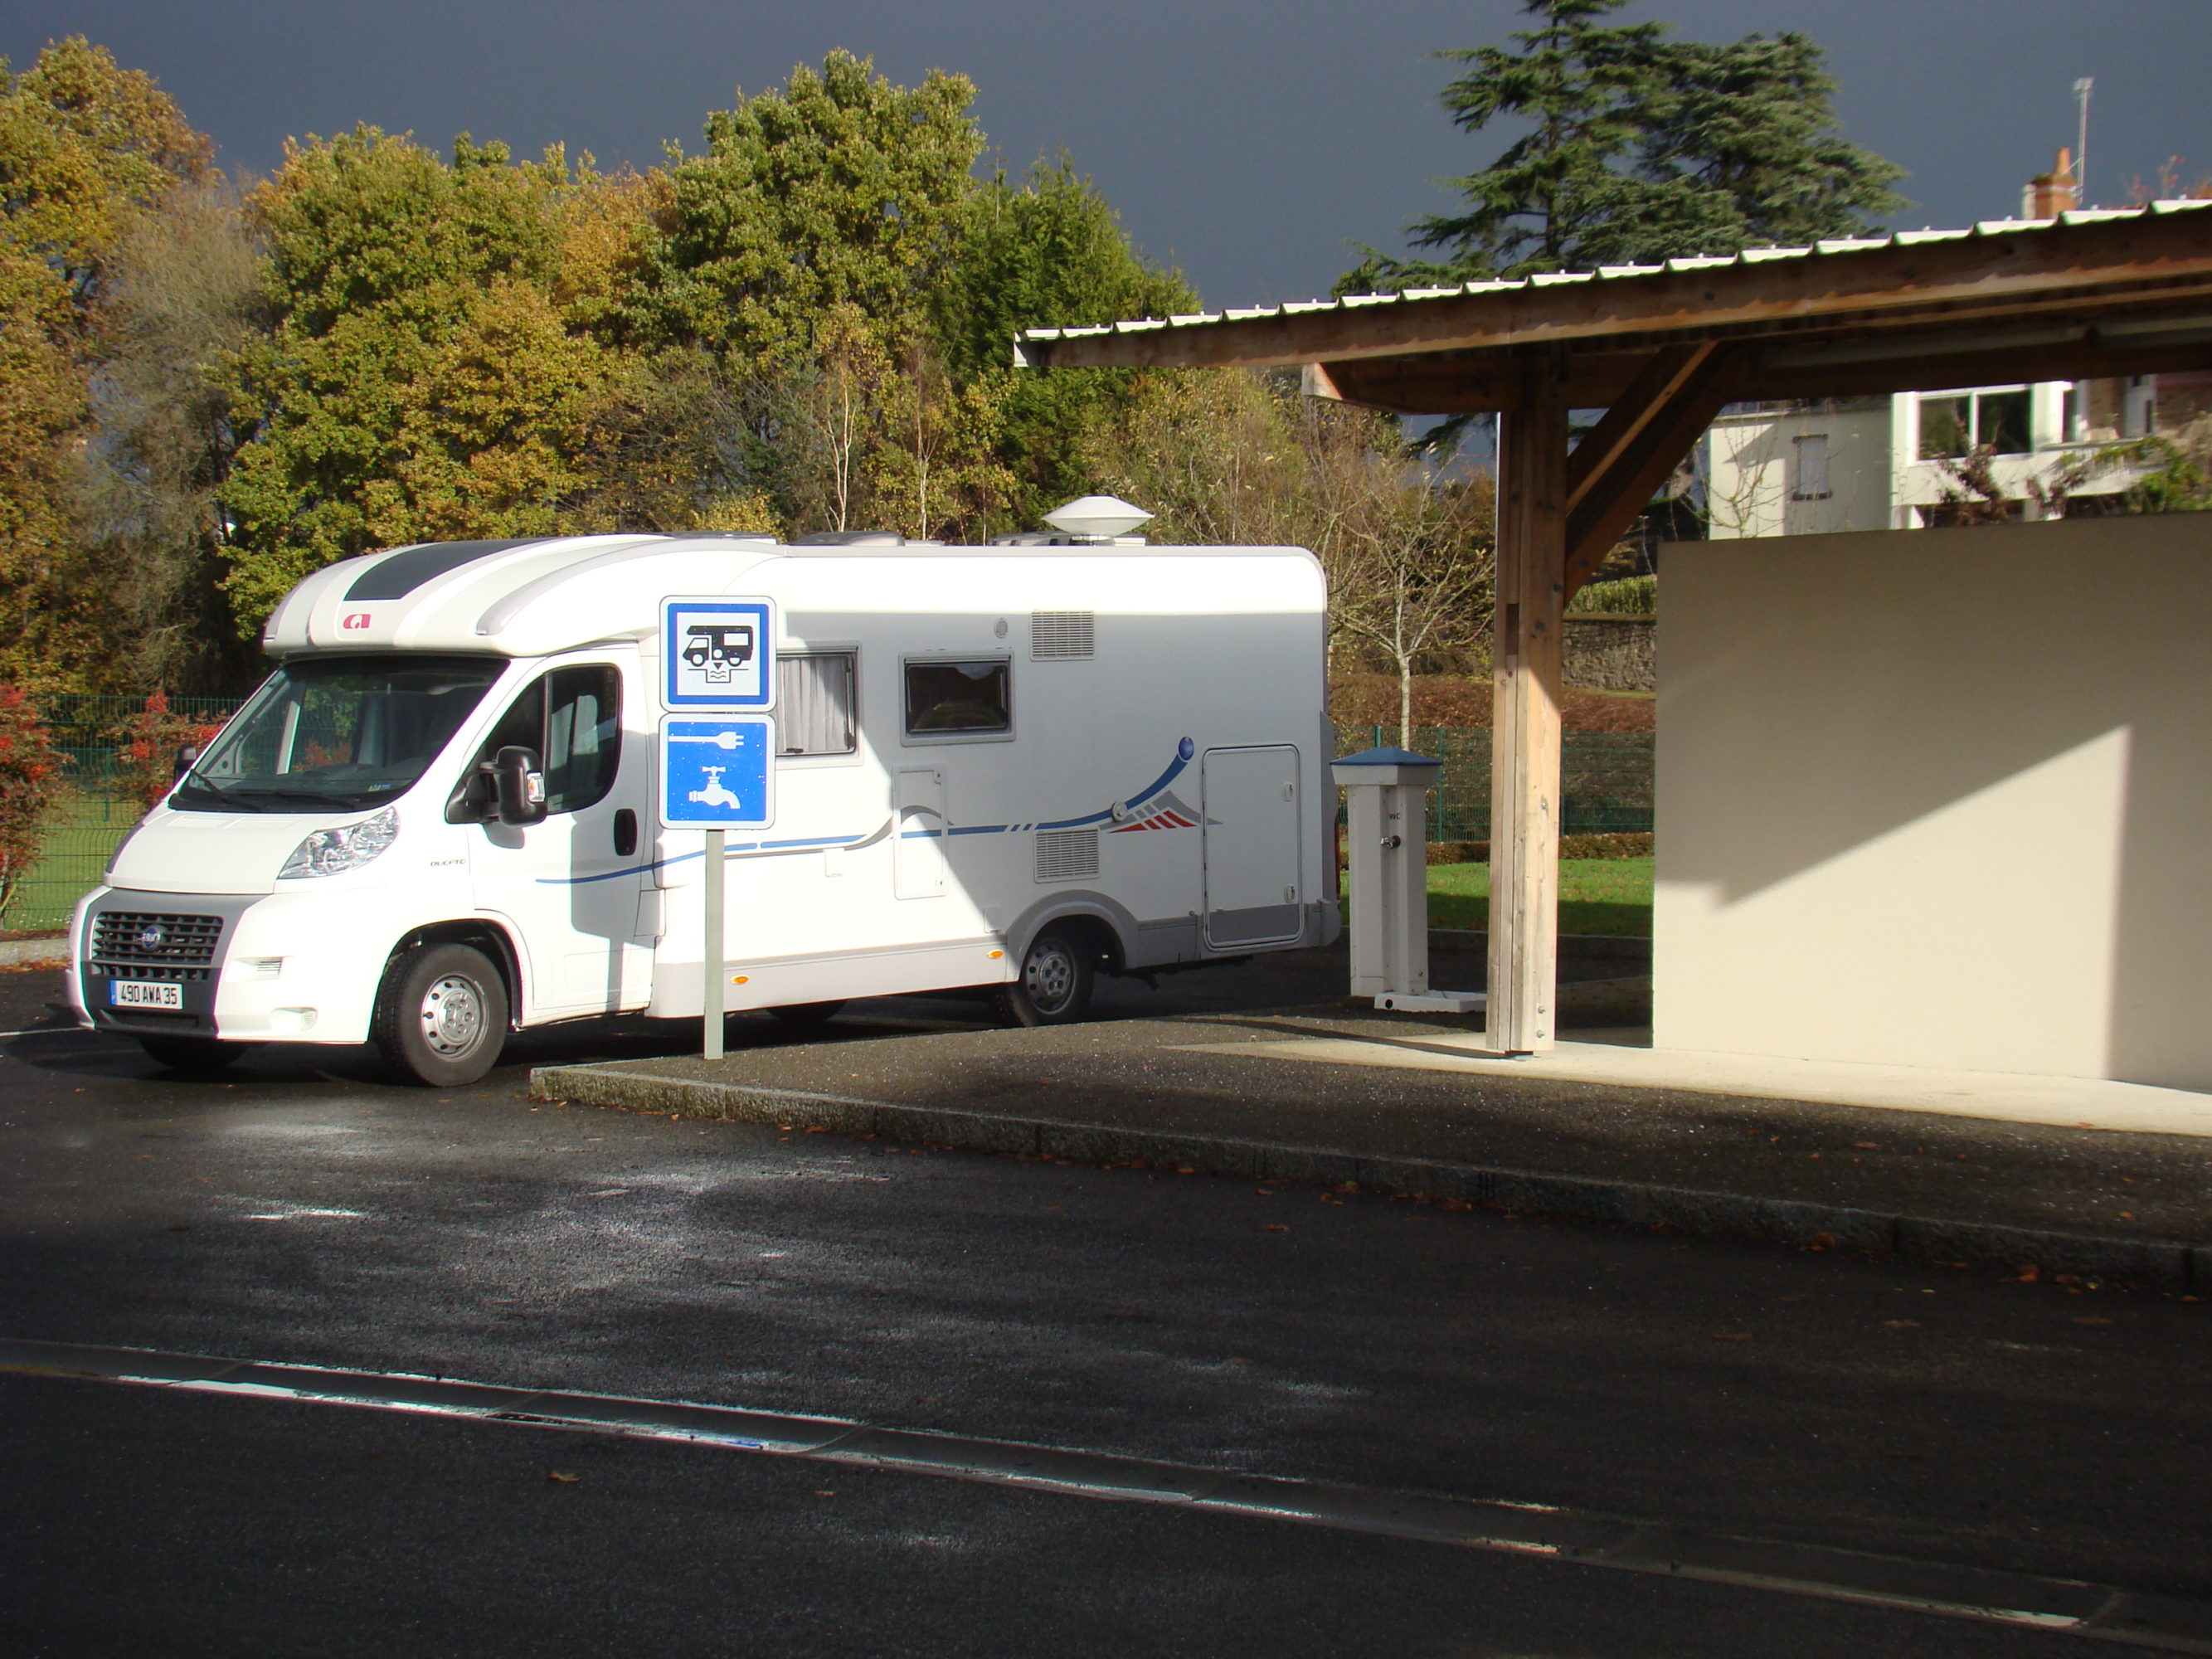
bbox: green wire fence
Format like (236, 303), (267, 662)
(3, 700), (1655, 935)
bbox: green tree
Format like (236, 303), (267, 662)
(934, 158), (1194, 526)
(1344, 0), (1904, 288)
(217, 129), (630, 630)
(73, 176), (264, 693)
(634, 51), (984, 363)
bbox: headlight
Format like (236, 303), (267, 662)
(278, 806), (399, 879)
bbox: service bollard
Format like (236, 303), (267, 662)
(1330, 747), (1485, 1014)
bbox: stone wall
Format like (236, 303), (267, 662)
(1563, 616), (1655, 692)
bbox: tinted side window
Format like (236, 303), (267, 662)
(904, 659), (1009, 737)
(542, 665), (621, 812)
(469, 664), (622, 815)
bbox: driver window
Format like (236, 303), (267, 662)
(470, 664), (622, 815)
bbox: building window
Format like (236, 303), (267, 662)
(776, 652), (856, 757)
(1918, 396), (1970, 459)
(1976, 390), (2032, 455)
(904, 659), (1011, 739)
(1918, 389), (2032, 460)
(1791, 434), (1831, 500)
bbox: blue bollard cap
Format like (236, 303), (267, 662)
(1332, 747), (1441, 768)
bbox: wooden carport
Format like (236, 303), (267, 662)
(1016, 202), (2212, 1053)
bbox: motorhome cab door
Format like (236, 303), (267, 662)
(462, 655), (652, 1017)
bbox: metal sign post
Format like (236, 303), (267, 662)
(702, 829), (726, 1058)
(659, 596), (777, 1058)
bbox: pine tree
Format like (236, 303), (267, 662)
(1344, 0), (1905, 289)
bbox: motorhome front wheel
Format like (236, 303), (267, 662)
(373, 942), (510, 1087)
(993, 928), (1095, 1027)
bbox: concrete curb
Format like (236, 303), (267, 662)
(0, 935), (68, 966)
(528, 1063), (2205, 1291)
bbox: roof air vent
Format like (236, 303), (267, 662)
(790, 530), (927, 547)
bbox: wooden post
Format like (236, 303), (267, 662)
(1486, 358), (1568, 1054)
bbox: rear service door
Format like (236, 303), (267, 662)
(464, 659), (652, 1016)
(1201, 745), (1302, 948)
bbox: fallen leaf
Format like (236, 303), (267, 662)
(2117, 1211), (2135, 1220)
(1264, 1224), (1291, 1233)
(547, 1471), (581, 1484)
(1853, 1143), (1880, 1151)
(1884, 1320), (1919, 1329)
(1253, 1188), (1275, 1196)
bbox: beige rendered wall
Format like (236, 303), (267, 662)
(1655, 513), (2212, 1087)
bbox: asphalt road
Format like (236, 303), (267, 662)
(4, 965), (2209, 1657)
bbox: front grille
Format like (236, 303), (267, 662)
(90, 911), (225, 982)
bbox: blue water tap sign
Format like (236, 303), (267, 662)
(659, 717), (775, 830)
(663, 596), (776, 709)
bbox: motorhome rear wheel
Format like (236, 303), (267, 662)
(373, 941), (509, 1087)
(993, 928), (1094, 1027)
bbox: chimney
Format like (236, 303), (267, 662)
(2023, 148), (2079, 218)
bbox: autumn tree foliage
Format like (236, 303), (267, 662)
(110, 687), (224, 812)
(0, 37), (212, 688)
(0, 684), (68, 919)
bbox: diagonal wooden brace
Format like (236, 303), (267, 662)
(1563, 343), (1740, 602)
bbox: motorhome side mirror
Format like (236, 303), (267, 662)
(493, 746), (547, 826)
(172, 744), (199, 782)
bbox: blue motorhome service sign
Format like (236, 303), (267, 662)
(659, 716), (775, 830)
(663, 596), (775, 708)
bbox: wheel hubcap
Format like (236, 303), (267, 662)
(1024, 942), (1077, 1014)
(420, 974), (485, 1057)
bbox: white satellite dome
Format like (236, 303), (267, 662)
(1043, 494), (1155, 541)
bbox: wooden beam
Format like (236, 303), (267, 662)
(1740, 333), (2212, 402)
(1022, 208), (2212, 373)
(1308, 350), (1656, 414)
(1485, 355), (1569, 1056)
(1562, 346), (1739, 602)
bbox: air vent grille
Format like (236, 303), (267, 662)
(1034, 827), (1100, 883)
(1030, 611), (1096, 660)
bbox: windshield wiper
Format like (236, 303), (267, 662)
(229, 786), (382, 808)
(171, 779), (268, 813)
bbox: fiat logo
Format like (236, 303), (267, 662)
(136, 924), (166, 951)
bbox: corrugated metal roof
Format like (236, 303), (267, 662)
(1018, 199), (2212, 347)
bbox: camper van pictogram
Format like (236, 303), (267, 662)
(682, 623), (755, 682)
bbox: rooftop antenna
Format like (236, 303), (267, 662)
(2073, 77), (2093, 207)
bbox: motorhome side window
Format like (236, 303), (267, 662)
(466, 664), (621, 815)
(776, 653), (857, 756)
(903, 659), (1010, 739)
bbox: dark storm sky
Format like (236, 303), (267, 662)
(6, 0), (2207, 309)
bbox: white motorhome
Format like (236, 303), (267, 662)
(70, 527), (1339, 1083)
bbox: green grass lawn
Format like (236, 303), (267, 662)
(2, 792), (143, 933)
(1344, 857), (1653, 937)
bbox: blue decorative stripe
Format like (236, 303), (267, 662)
(533, 740), (1194, 884)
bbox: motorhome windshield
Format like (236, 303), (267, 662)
(172, 654), (507, 814)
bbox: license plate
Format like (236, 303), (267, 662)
(110, 980), (182, 1010)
